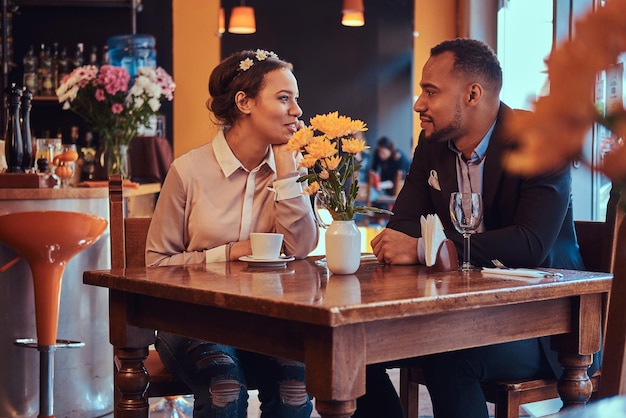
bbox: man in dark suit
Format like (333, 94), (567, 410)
(355, 38), (598, 418)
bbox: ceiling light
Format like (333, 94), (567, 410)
(228, 2), (256, 34)
(342, 11), (365, 27)
(342, 0), (364, 27)
(342, 0), (364, 13)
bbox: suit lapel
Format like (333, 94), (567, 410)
(426, 104), (516, 214)
(482, 104), (514, 210)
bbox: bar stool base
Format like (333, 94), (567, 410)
(14, 338), (85, 417)
(14, 338), (85, 349)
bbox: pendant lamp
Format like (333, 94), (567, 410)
(229, 1), (256, 34)
(342, 11), (365, 27)
(342, 0), (365, 27)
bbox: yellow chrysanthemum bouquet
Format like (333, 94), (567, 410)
(287, 111), (393, 221)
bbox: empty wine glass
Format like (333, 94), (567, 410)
(449, 192), (484, 272)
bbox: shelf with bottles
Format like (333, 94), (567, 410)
(31, 95), (60, 103)
(22, 41), (108, 100)
(17, 0), (138, 8)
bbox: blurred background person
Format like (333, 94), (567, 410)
(369, 136), (410, 196)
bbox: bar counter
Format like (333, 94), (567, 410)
(0, 182), (161, 199)
(0, 183), (159, 418)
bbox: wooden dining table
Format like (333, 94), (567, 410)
(83, 257), (611, 418)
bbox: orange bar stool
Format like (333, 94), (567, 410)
(0, 211), (108, 418)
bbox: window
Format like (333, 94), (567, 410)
(497, 0), (553, 110)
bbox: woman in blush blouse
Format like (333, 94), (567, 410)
(145, 49), (319, 418)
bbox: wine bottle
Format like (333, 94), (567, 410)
(36, 43), (46, 95)
(101, 45), (110, 66)
(89, 45), (98, 67)
(51, 43), (59, 91)
(4, 83), (23, 173)
(22, 45), (38, 94)
(57, 46), (69, 88)
(39, 45), (53, 96)
(81, 130), (97, 181)
(72, 42), (84, 70)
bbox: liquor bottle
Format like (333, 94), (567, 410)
(89, 45), (98, 67)
(39, 45), (53, 96)
(20, 87), (34, 172)
(51, 42), (60, 92)
(22, 45), (38, 94)
(82, 130), (97, 181)
(101, 45), (109, 66)
(36, 43), (46, 95)
(56, 46), (69, 89)
(4, 83), (23, 173)
(69, 126), (81, 186)
(72, 42), (84, 70)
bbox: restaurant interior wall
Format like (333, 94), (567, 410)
(9, 0), (174, 148)
(172, 0), (220, 158)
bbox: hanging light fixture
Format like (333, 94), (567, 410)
(218, 7), (226, 34)
(342, 11), (365, 27)
(228, 0), (256, 34)
(342, 0), (365, 27)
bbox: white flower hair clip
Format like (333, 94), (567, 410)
(238, 49), (280, 72)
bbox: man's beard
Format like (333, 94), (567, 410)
(423, 103), (462, 143)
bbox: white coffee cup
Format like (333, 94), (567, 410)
(250, 232), (284, 260)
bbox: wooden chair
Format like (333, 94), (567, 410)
(596, 188), (626, 399)
(108, 174), (192, 399)
(399, 186), (622, 418)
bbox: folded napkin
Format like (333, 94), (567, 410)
(421, 214), (447, 267)
(77, 180), (140, 189)
(481, 267), (558, 279)
(360, 253), (378, 263)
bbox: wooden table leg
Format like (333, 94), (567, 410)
(315, 399), (357, 418)
(115, 346), (150, 418)
(305, 324), (366, 418)
(557, 353), (593, 409)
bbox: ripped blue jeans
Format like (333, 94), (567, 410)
(155, 332), (313, 418)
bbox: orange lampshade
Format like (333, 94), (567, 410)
(218, 7), (226, 34)
(228, 6), (256, 34)
(342, 0), (364, 13)
(342, 11), (365, 27)
(342, 0), (364, 27)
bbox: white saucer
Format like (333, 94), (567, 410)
(238, 255), (295, 267)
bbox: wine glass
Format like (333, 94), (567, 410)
(449, 192), (484, 272)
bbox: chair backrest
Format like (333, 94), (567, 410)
(597, 186), (626, 399)
(109, 174), (151, 268)
(575, 220), (609, 272)
(575, 185), (622, 273)
(109, 174), (193, 399)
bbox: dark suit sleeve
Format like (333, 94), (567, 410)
(469, 165), (582, 269)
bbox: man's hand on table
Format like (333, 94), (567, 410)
(371, 228), (421, 265)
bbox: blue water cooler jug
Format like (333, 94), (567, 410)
(107, 34), (156, 77)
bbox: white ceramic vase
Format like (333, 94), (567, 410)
(325, 220), (361, 275)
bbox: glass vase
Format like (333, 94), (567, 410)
(325, 220), (361, 275)
(106, 143), (130, 179)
